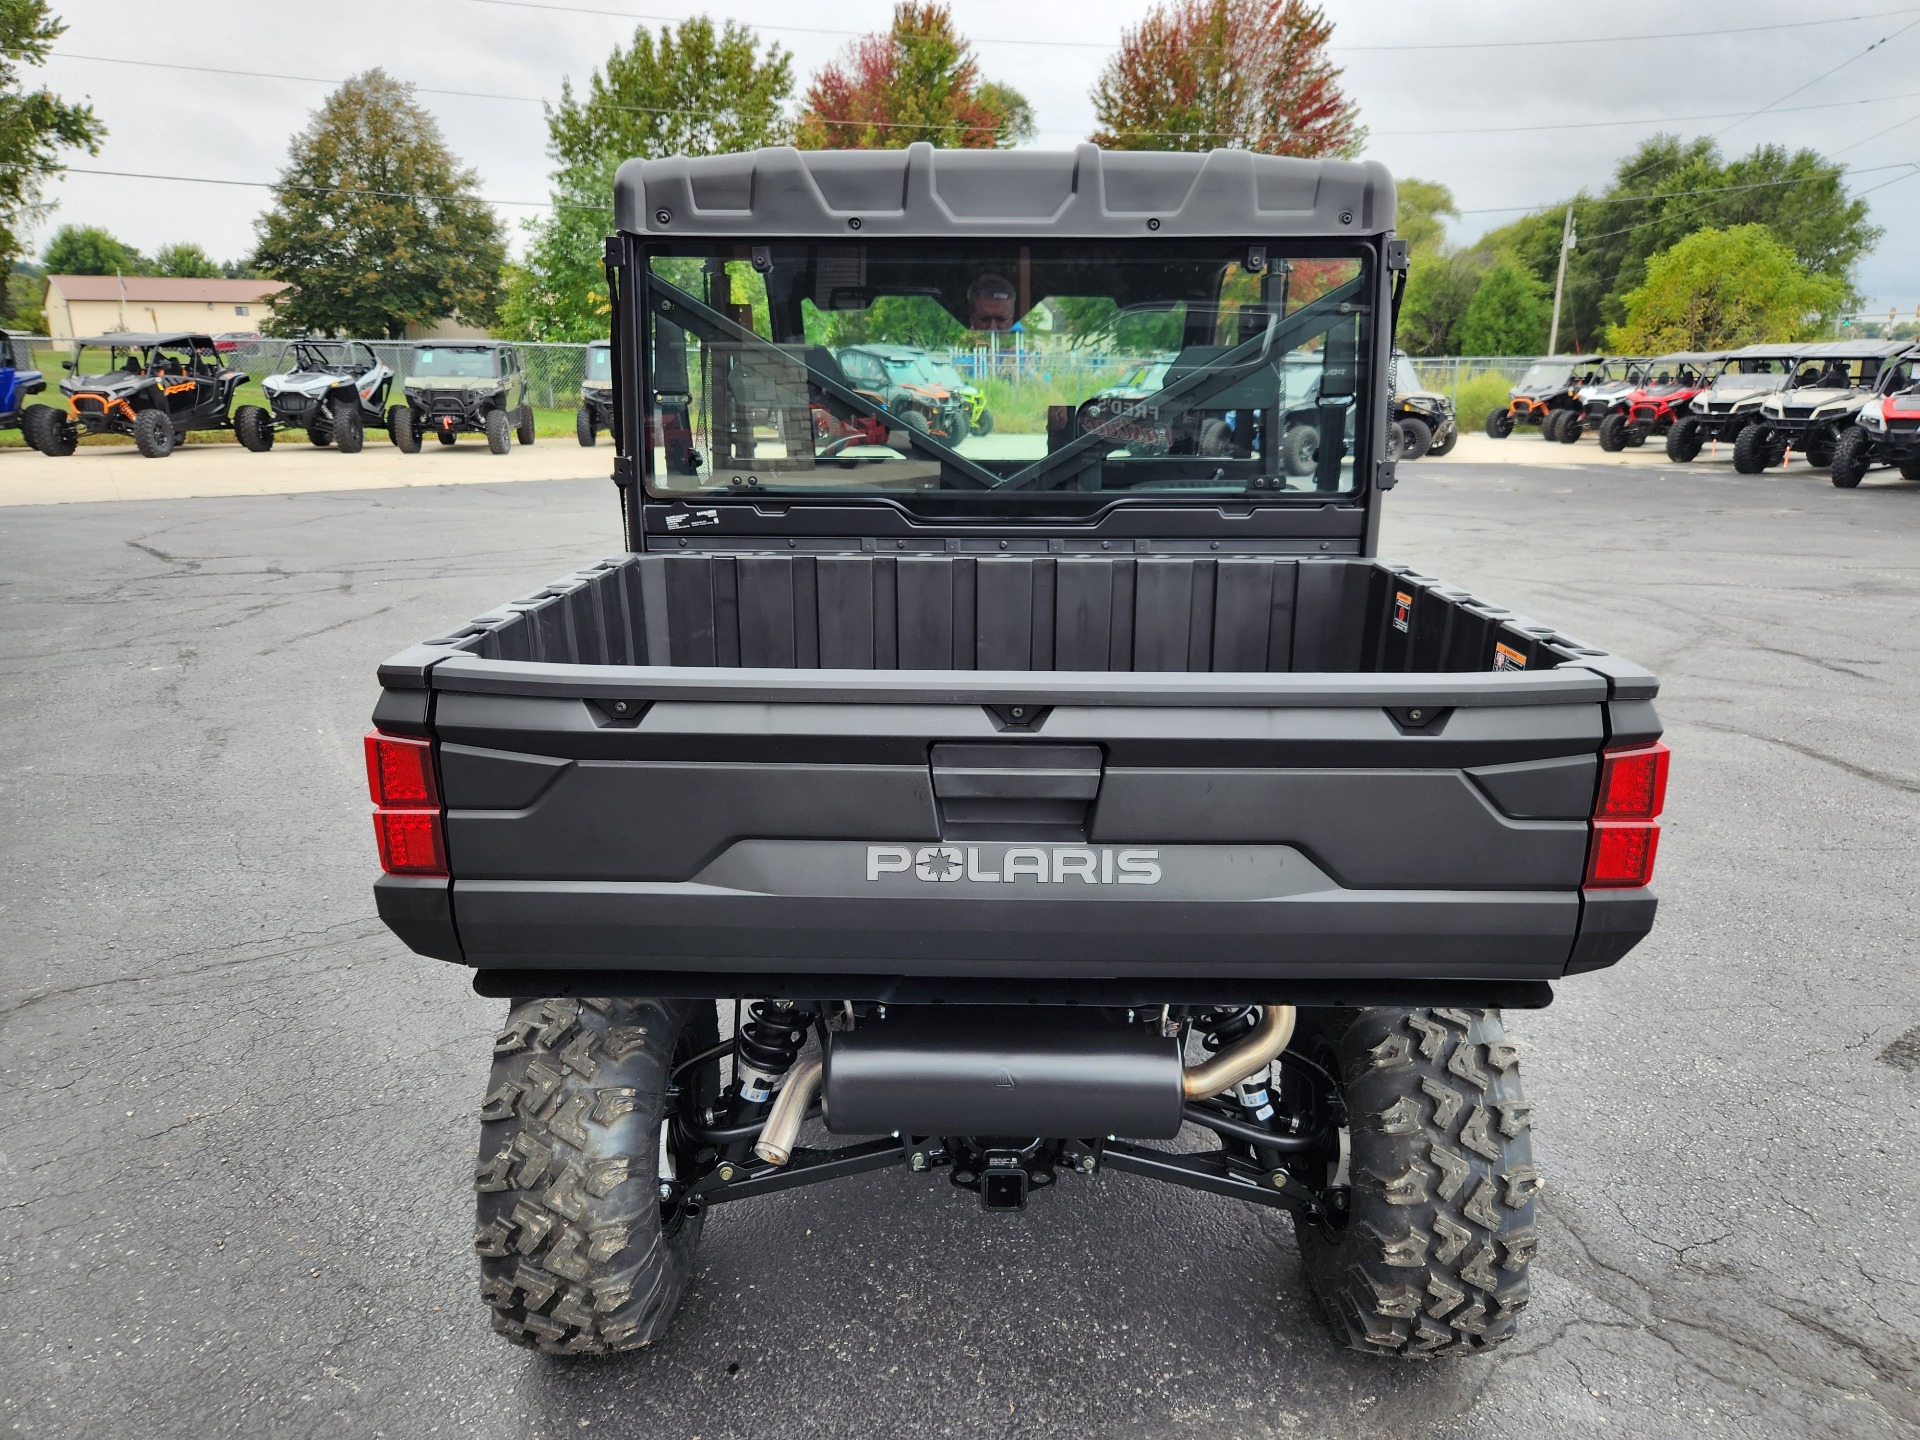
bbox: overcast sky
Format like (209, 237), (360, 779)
(29, 0), (1920, 313)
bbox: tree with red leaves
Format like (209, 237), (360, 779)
(1090, 0), (1362, 158)
(796, 2), (1032, 150)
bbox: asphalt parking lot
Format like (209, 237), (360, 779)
(2, 448), (1917, 1439)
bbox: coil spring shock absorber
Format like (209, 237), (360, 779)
(727, 1000), (811, 1154)
(1196, 1007), (1283, 1146)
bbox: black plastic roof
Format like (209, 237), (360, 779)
(615, 143), (1397, 240)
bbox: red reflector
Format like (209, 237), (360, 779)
(374, 809), (447, 875)
(365, 732), (437, 806)
(1587, 821), (1659, 888)
(1596, 742), (1669, 820)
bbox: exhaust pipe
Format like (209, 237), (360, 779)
(751, 1004), (1297, 1168)
(1181, 1004), (1296, 1099)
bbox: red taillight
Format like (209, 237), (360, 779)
(366, 731), (446, 876)
(1586, 741), (1668, 888)
(1595, 743), (1668, 820)
(373, 809), (447, 875)
(365, 732), (438, 806)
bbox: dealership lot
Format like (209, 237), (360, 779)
(0, 455), (1915, 1439)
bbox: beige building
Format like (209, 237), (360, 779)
(41, 275), (290, 340)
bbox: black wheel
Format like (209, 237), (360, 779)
(484, 409), (512, 455)
(1425, 423), (1457, 458)
(1625, 423), (1648, 448)
(1538, 410), (1559, 441)
(516, 406), (536, 446)
(1555, 412), (1582, 444)
(1199, 417), (1234, 456)
(388, 405), (420, 454)
(477, 997), (721, 1355)
(1283, 423), (1320, 476)
(1901, 456), (1920, 481)
(1483, 408), (1513, 439)
(1597, 413), (1628, 452)
(32, 407), (77, 457)
(576, 405), (596, 447)
(1292, 1006), (1538, 1358)
(20, 404), (55, 454)
(1828, 425), (1871, 488)
(1804, 435), (1834, 469)
(331, 399), (364, 454)
(1732, 423), (1771, 475)
(1397, 416), (1433, 461)
(1665, 416), (1704, 462)
(233, 405), (274, 452)
(133, 409), (176, 459)
(307, 417), (333, 447)
(974, 408), (995, 437)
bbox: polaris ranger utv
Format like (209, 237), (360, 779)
(1735, 339), (1913, 475)
(576, 340), (613, 446)
(389, 341), (536, 455)
(35, 333), (250, 458)
(258, 340), (395, 452)
(1484, 355), (1603, 440)
(1390, 349), (1457, 459)
(368, 145), (1665, 1362)
(1663, 343), (1801, 462)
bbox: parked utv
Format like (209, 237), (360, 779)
(1826, 367), (1920, 487)
(369, 145), (1664, 1365)
(1560, 357), (1647, 444)
(1600, 352), (1718, 452)
(389, 341), (536, 455)
(1735, 339), (1912, 474)
(1663, 343), (1800, 461)
(835, 343), (970, 441)
(1, 331), (52, 450)
(576, 341), (613, 446)
(927, 352), (993, 435)
(1390, 349), (1457, 458)
(35, 333), (249, 458)
(256, 340), (394, 452)
(1484, 354), (1602, 439)
(1081, 351), (1323, 471)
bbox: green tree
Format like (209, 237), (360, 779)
(1457, 262), (1546, 356)
(1090, 0), (1362, 157)
(500, 18), (792, 342)
(150, 242), (222, 278)
(1483, 134), (1878, 347)
(797, 4), (1031, 149)
(1, 1), (105, 276)
(1399, 249), (1489, 356)
(4, 260), (43, 329)
(254, 70), (505, 338)
(1611, 224), (1844, 352)
(42, 222), (142, 274)
(1396, 178), (1457, 257)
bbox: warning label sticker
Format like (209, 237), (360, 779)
(1493, 642), (1528, 671)
(1392, 591), (1413, 633)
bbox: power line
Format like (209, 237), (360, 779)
(447, 0), (1920, 51)
(1454, 160), (1916, 217)
(1712, 13), (1920, 137)
(51, 50), (1920, 143)
(61, 165), (602, 211)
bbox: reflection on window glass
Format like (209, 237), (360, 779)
(411, 347), (497, 379)
(644, 244), (1373, 504)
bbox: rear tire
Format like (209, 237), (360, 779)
(1901, 456), (1920, 481)
(1828, 426), (1871, 488)
(576, 405), (596, 447)
(1426, 424), (1457, 457)
(1293, 1006), (1538, 1358)
(332, 399), (364, 454)
(20, 404), (56, 453)
(1733, 422), (1771, 475)
(133, 409), (176, 459)
(233, 405), (274, 452)
(477, 997), (720, 1355)
(1283, 423), (1320, 476)
(1665, 416), (1704, 462)
(974, 409), (995, 436)
(389, 405), (421, 454)
(1397, 417), (1433, 461)
(307, 418), (333, 447)
(1483, 408), (1512, 439)
(516, 406), (536, 446)
(484, 409), (512, 455)
(1555, 412), (1581, 444)
(1597, 413), (1628, 452)
(1199, 417), (1234, 456)
(1538, 410), (1561, 442)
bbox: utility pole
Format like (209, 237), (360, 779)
(1547, 204), (1575, 356)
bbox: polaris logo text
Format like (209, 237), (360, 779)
(866, 846), (1161, 885)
